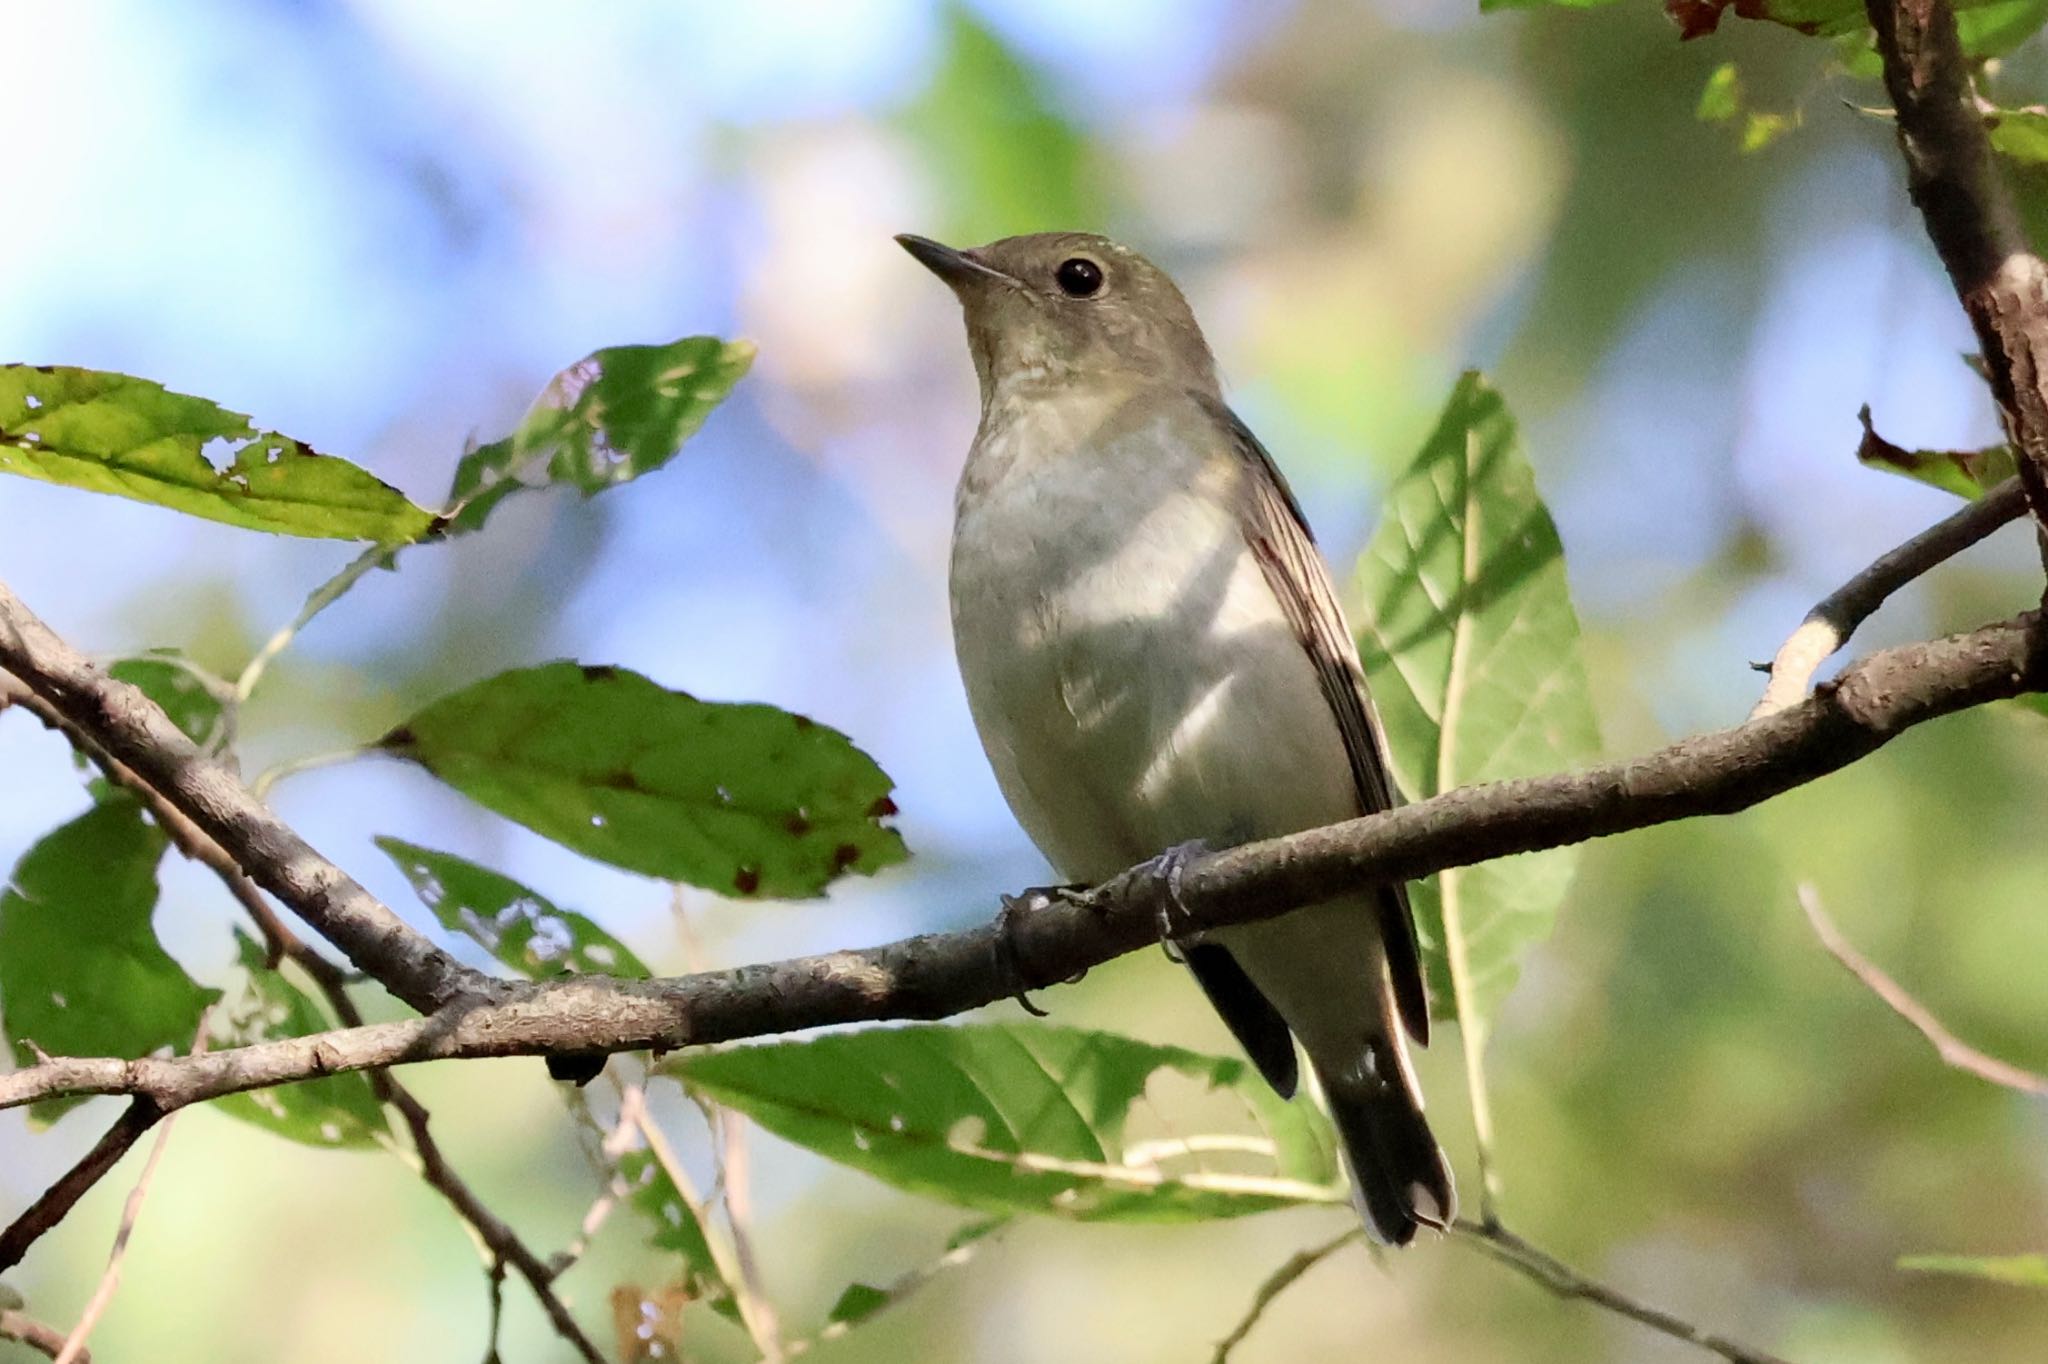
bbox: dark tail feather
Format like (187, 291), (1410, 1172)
(1316, 1050), (1456, 1247)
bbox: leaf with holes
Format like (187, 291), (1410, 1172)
(446, 336), (753, 535)
(0, 798), (218, 1123)
(212, 932), (389, 1148)
(378, 662), (905, 898)
(669, 1024), (1342, 1222)
(1899, 1253), (2048, 1288)
(0, 366), (439, 541)
(1354, 372), (1599, 1026)
(374, 836), (649, 978)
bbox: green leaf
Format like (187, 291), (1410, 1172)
(1664, 0), (2021, 39)
(1899, 1253), (2048, 1288)
(1856, 405), (2017, 500)
(212, 932), (389, 1148)
(0, 798), (217, 1122)
(373, 836), (649, 978)
(0, 367), (439, 542)
(446, 336), (753, 536)
(378, 662), (906, 899)
(826, 1282), (891, 1327)
(619, 1148), (733, 1312)
(1697, 64), (1742, 124)
(1960, 0), (2048, 53)
(670, 1024), (1343, 1222)
(1991, 109), (2048, 166)
(1354, 372), (1600, 1025)
(898, 3), (1103, 244)
(107, 653), (227, 750)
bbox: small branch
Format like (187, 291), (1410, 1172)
(1799, 885), (2048, 1096)
(0, 1101), (160, 1274)
(1210, 1227), (1362, 1363)
(1452, 1220), (1795, 1364)
(1866, 0), (2048, 546)
(0, 1309), (85, 1364)
(50, 1020), (208, 1364)
(234, 543), (394, 704)
(621, 1085), (784, 1362)
(1752, 472), (2027, 717)
(784, 1220), (1011, 1357)
(0, 578), (489, 1014)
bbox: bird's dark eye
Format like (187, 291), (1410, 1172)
(1055, 257), (1104, 297)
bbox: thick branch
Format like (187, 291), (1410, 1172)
(0, 1102), (158, 1273)
(3, 612), (2040, 1116)
(0, 580), (489, 1013)
(1867, 0), (2048, 535)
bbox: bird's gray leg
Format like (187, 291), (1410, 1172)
(1136, 839), (1212, 964)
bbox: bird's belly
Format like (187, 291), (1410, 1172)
(951, 474), (1359, 884)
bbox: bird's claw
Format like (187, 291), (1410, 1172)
(1138, 839), (1210, 961)
(993, 883), (1082, 1017)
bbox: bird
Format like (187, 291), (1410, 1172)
(898, 229), (1455, 1244)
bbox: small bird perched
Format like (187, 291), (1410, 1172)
(899, 230), (1455, 1244)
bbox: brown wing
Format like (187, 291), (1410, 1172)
(1203, 395), (1432, 1045)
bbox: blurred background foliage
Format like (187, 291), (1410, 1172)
(2, 1), (2045, 1361)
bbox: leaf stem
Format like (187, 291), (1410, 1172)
(234, 542), (397, 704)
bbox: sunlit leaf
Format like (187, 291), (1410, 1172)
(0, 798), (216, 1123)
(1899, 1253), (2048, 1288)
(1354, 372), (1600, 1024)
(212, 932), (389, 1149)
(1856, 404), (2017, 500)
(0, 367), (438, 542)
(447, 335), (753, 536)
(898, 3), (1103, 244)
(1697, 64), (1742, 124)
(670, 1024), (1343, 1222)
(374, 836), (649, 979)
(378, 662), (906, 898)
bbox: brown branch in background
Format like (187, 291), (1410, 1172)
(1452, 1221), (1795, 1364)
(0, 581), (490, 1013)
(1799, 885), (2048, 1096)
(1751, 473), (2026, 716)
(1, 611), (2043, 1119)
(1210, 1227), (1363, 1363)
(0, 1101), (159, 1274)
(1865, 0), (2048, 545)
(0, 1309), (85, 1364)
(49, 1019), (209, 1364)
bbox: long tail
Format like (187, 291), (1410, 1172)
(1313, 1038), (1456, 1246)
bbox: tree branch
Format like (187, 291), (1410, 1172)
(0, 1310), (85, 1364)
(1751, 473), (2026, 716)
(2, 611), (2040, 1116)
(1866, 0), (2048, 540)
(1799, 884), (2048, 1097)
(0, 1101), (159, 1274)
(0, 580), (490, 1014)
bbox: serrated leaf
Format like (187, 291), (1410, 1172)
(898, 3), (1103, 244)
(0, 367), (438, 542)
(1354, 372), (1599, 1025)
(1899, 1253), (2048, 1288)
(211, 932), (389, 1148)
(1856, 405), (2017, 500)
(0, 798), (218, 1123)
(619, 1148), (733, 1312)
(374, 836), (649, 978)
(446, 336), (753, 536)
(378, 662), (906, 899)
(670, 1024), (1343, 1222)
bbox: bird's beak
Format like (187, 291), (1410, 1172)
(895, 233), (1012, 290)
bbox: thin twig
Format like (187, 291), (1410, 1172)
(52, 1017), (210, 1364)
(0, 1309), (85, 1363)
(621, 1084), (784, 1362)
(234, 543), (395, 704)
(1798, 884), (2048, 1096)
(783, 1220), (1012, 1357)
(1752, 474), (2026, 717)
(0, 1101), (160, 1274)
(1210, 1227), (1362, 1363)
(1451, 1220), (1795, 1364)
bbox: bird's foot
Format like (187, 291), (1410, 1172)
(992, 883), (1085, 1017)
(1136, 839), (1211, 963)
